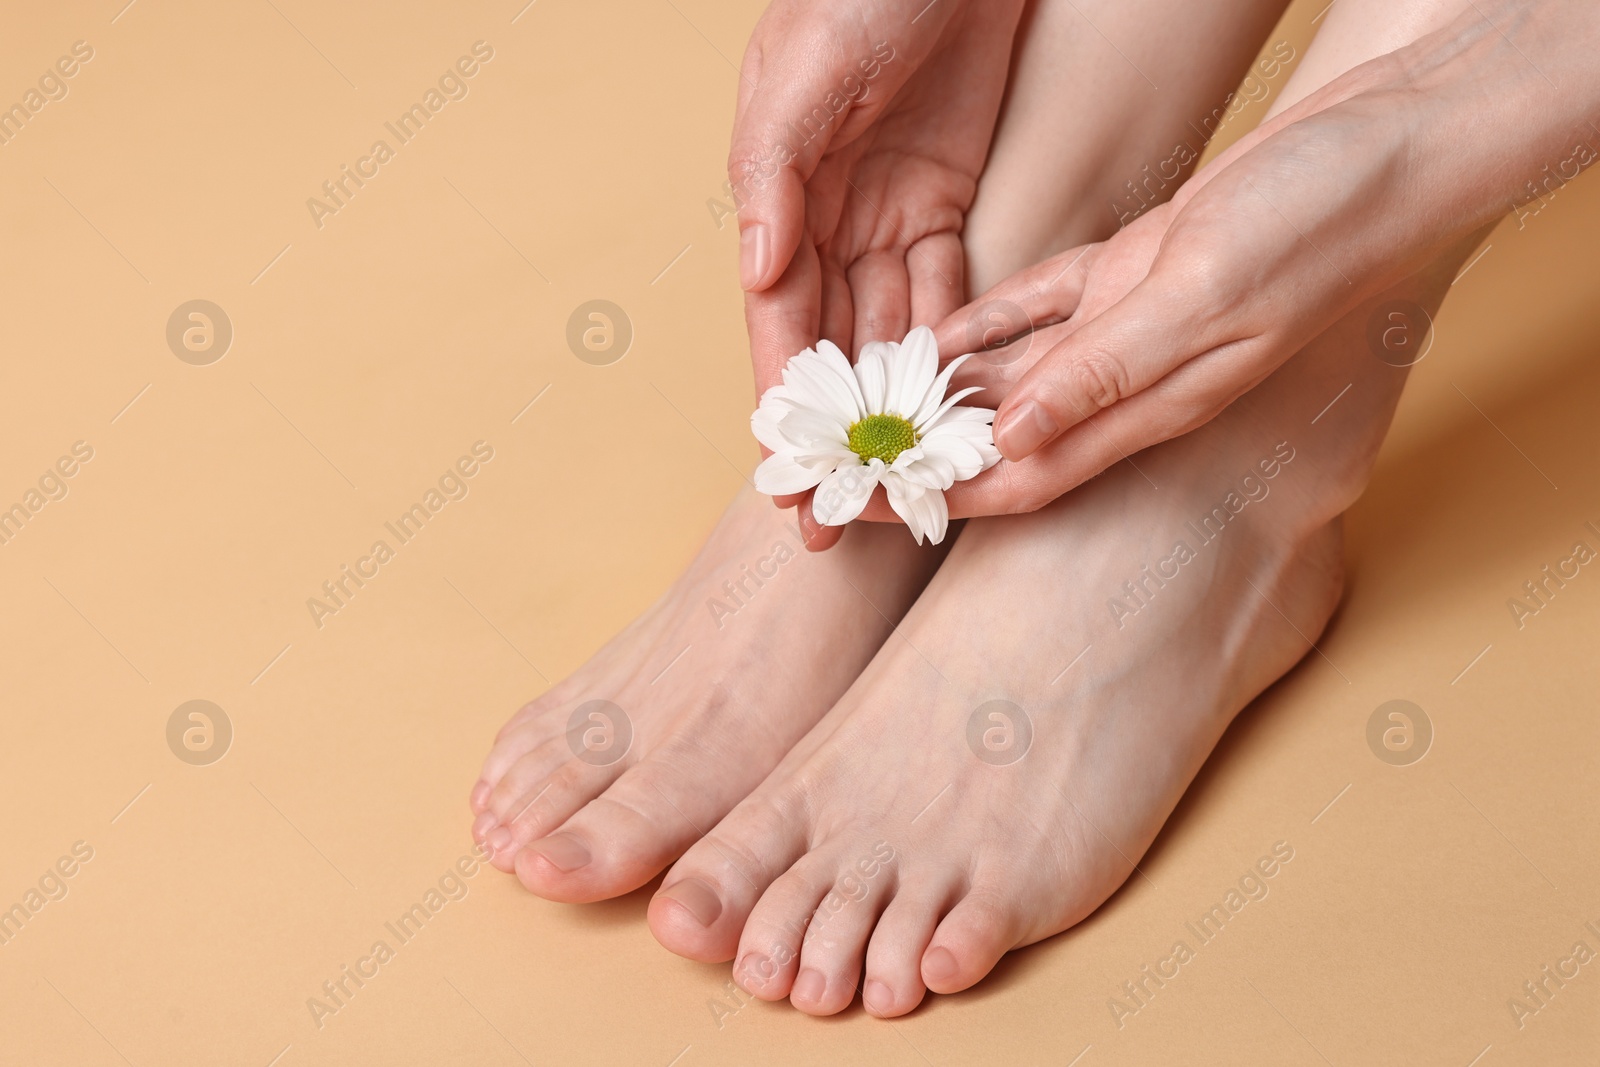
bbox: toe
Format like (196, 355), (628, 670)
(734, 850), (843, 1003)
(863, 877), (960, 1018)
(921, 886), (1021, 995)
(648, 796), (808, 964)
(789, 853), (899, 1016)
(489, 750), (627, 875)
(512, 747), (765, 902)
(485, 737), (569, 826)
(479, 713), (557, 788)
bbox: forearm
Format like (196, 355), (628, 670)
(1129, 0), (1596, 364)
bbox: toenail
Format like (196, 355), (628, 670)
(529, 833), (591, 873)
(923, 946), (958, 982)
(487, 826), (513, 852)
(658, 878), (722, 927)
(862, 979), (896, 1015)
(470, 781), (492, 811)
(734, 952), (773, 991)
(791, 968), (825, 1005)
(471, 811), (497, 841)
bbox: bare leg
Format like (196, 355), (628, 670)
(648, 0), (1483, 1016)
(467, 0), (1294, 902)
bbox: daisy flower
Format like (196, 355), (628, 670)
(751, 325), (1000, 545)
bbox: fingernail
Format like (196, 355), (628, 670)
(995, 400), (1058, 460)
(469, 780), (491, 812)
(529, 832), (591, 873)
(658, 877), (722, 927)
(471, 810), (497, 841)
(863, 979), (896, 1015)
(791, 968), (825, 1005)
(487, 826), (513, 853)
(923, 945), (958, 982)
(740, 223), (770, 290)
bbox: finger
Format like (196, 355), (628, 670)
(989, 264), (1230, 462)
(819, 255), (854, 359)
(846, 249), (912, 351)
(849, 333), (1265, 524)
(729, 18), (926, 294)
(746, 237), (823, 399)
(905, 231), (964, 329)
(931, 243), (1095, 362)
(797, 494), (844, 552)
(944, 344), (1270, 517)
(947, 318), (1074, 409)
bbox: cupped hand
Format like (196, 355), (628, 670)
(730, 0), (1025, 547)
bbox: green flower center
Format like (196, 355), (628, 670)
(846, 413), (918, 464)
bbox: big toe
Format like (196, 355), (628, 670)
(648, 798), (809, 962)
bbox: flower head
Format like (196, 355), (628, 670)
(751, 326), (1000, 545)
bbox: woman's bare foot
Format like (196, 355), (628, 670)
(467, 0), (1292, 904)
(469, 490), (944, 902)
(647, 285), (1429, 1015)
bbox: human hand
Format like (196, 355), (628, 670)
(919, 0), (1600, 517)
(730, 0), (1025, 547)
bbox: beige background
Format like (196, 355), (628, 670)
(1, 1), (1597, 1063)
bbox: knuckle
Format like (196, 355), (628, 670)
(1062, 351), (1129, 412)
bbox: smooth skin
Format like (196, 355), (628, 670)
(921, 0), (1600, 518)
(471, 0), (1298, 899)
(645, 0), (1495, 1017)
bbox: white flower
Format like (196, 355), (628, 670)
(751, 326), (1000, 545)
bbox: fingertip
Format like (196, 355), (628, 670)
(797, 498), (843, 552)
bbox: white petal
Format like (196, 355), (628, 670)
(812, 459), (882, 526)
(754, 452), (828, 495)
(787, 344), (864, 426)
(929, 407), (1001, 471)
(915, 427), (989, 482)
(776, 350), (848, 428)
(856, 341), (892, 414)
(909, 352), (973, 429)
(885, 474), (950, 545)
(915, 383), (988, 434)
(889, 327), (938, 419)
(750, 397), (795, 453)
(778, 406), (849, 450)
(814, 340), (867, 421)
(892, 446), (957, 489)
